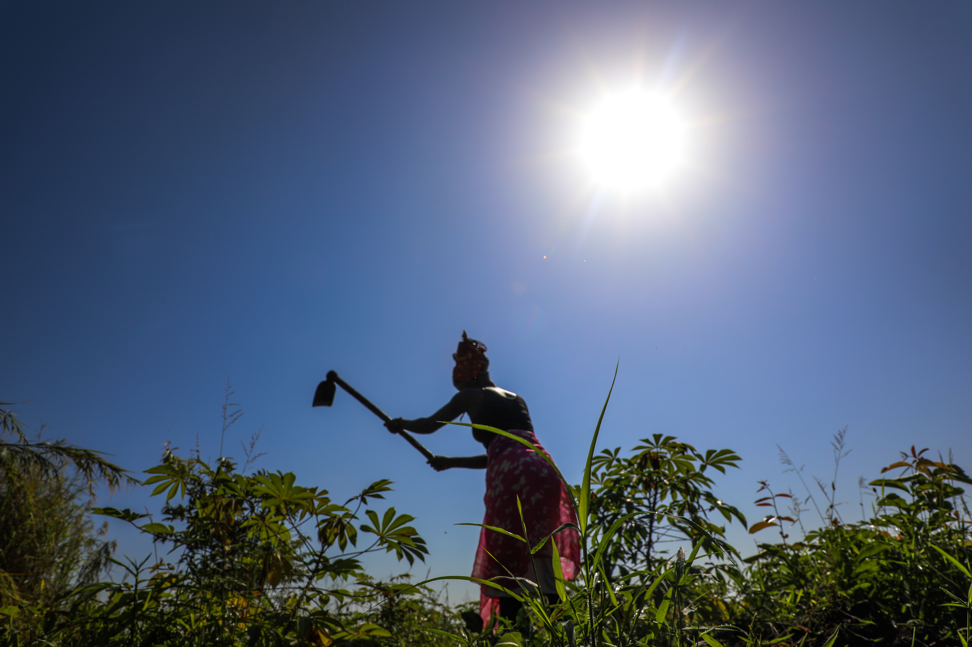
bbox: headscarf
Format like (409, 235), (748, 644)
(453, 331), (488, 382)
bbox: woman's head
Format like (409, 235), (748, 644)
(453, 331), (489, 388)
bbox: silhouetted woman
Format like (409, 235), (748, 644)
(385, 332), (580, 627)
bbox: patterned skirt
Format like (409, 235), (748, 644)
(471, 429), (581, 623)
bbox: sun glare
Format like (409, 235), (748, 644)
(579, 91), (686, 193)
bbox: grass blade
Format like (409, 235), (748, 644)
(579, 361), (619, 537)
(932, 544), (972, 578)
(446, 423), (570, 492)
(655, 587), (672, 623)
(456, 522), (525, 543)
(552, 536), (567, 602)
(821, 627), (840, 647)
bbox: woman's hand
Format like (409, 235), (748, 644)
(428, 455), (453, 472)
(385, 418), (404, 435)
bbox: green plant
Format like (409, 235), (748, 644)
(335, 574), (468, 646)
(0, 451), (117, 611)
(0, 402), (131, 632)
(588, 434), (746, 582)
(0, 403), (135, 495)
(933, 544), (971, 647)
(417, 365), (747, 647)
(742, 442), (972, 645)
(1, 407), (430, 647)
(70, 451), (428, 646)
(9, 383), (972, 647)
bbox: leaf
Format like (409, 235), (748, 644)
(655, 587), (672, 623)
(268, 563), (282, 587)
(140, 523), (175, 535)
(940, 586), (969, 607)
(852, 560), (879, 577)
(876, 493), (910, 508)
(497, 632), (525, 646)
(592, 513), (637, 568)
(143, 462), (193, 503)
(857, 543), (890, 561)
(868, 478), (909, 491)
(357, 479), (393, 503)
(456, 523), (525, 543)
(551, 536), (567, 602)
(93, 507), (148, 523)
(749, 519), (778, 534)
(643, 563), (675, 602)
(530, 522), (581, 556)
(357, 624), (391, 638)
(881, 461), (913, 473)
(700, 633), (726, 647)
(931, 544), (971, 578)
(314, 628), (333, 646)
(515, 495), (530, 546)
(820, 627), (840, 647)
(412, 574), (525, 602)
(598, 561), (618, 607)
(580, 361), (619, 537)
(361, 507), (429, 565)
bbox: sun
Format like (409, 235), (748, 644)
(579, 90), (686, 193)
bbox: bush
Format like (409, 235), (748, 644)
(0, 403), (130, 629)
(5, 384), (971, 647)
(740, 445), (972, 645)
(1, 441), (431, 646)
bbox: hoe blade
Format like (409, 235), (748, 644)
(312, 380), (336, 407)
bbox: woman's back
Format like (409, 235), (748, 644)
(470, 387), (533, 447)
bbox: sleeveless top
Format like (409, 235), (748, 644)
(469, 387), (533, 448)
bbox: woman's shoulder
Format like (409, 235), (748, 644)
(482, 387), (530, 412)
(482, 386), (518, 399)
(452, 387), (486, 409)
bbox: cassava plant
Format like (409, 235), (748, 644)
(588, 434), (747, 582)
(3, 447), (429, 646)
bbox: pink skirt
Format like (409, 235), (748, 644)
(471, 429), (581, 624)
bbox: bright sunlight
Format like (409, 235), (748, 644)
(579, 90), (686, 193)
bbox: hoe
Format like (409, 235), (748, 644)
(313, 370), (434, 460)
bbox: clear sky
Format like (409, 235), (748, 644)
(3, 1), (971, 602)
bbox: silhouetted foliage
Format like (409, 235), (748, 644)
(2, 389), (970, 647)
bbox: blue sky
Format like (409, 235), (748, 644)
(3, 1), (971, 601)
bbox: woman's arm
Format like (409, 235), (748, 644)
(428, 454), (488, 471)
(387, 389), (484, 435)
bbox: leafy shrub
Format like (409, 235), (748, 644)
(740, 445), (972, 646)
(2, 444), (429, 646)
(589, 433), (746, 578)
(0, 403), (131, 629)
(6, 385), (971, 647)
